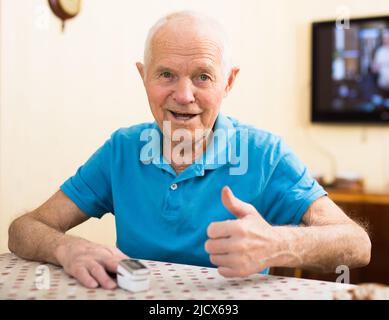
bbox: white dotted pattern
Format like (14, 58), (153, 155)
(0, 253), (354, 300)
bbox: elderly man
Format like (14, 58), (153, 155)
(8, 11), (370, 290)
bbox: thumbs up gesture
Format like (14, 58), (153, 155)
(205, 186), (284, 278)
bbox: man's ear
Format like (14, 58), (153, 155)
(136, 62), (145, 82)
(224, 67), (240, 97)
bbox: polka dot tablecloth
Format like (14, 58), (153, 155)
(0, 253), (354, 300)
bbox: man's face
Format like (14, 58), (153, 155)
(137, 24), (237, 141)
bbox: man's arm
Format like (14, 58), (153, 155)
(274, 195), (371, 273)
(8, 190), (128, 289)
(205, 186), (371, 277)
(8, 190), (88, 265)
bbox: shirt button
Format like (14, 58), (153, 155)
(170, 183), (178, 191)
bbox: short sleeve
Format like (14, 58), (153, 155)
(258, 138), (327, 225)
(60, 137), (114, 219)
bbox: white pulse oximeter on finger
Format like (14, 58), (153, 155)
(117, 259), (150, 292)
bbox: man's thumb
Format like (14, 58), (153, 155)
(221, 186), (256, 219)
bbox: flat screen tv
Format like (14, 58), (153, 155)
(312, 15), (389, 123)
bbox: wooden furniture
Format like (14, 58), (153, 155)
(272, 188), (389, 285)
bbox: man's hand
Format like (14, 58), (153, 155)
(205, 186), (371, 277)
(8, 190), (130, 290)
(55, 237), (129, 289)
(205, 186), (285, 278)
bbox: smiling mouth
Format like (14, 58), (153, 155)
(169, 111), (199, 121)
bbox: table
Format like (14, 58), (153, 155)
(0, 253), (354, 300)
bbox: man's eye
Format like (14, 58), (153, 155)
(199, 74), (211, 81)
(161, 71), (172, 78)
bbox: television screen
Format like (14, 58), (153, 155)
(312, 15), (389, 123)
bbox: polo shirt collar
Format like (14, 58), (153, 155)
(142, 113), (235, 178)
(200, 113), (235, 170)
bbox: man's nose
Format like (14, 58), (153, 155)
(172, 79), (195, 105)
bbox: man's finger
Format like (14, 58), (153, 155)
(104, 258), (122, 274)
(88, 262), (117, 290)
(72, 266), (98, 289)
(209, 253), (240, 269)
(217, 266), (243, 278)
(207, 220), (237, 239)
(108, 247), (129, 260)
(221, 186), (256, 219)
(205, 237), (243, 254)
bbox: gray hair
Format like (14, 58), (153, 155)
(143, 10), (233, 81)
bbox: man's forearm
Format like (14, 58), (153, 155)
(271, 223), (371, 273)
(8, 215), (81, 266)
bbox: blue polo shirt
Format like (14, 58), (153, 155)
(60, 113), (327, 271)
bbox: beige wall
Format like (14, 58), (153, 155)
(1, 0), (389, 253)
